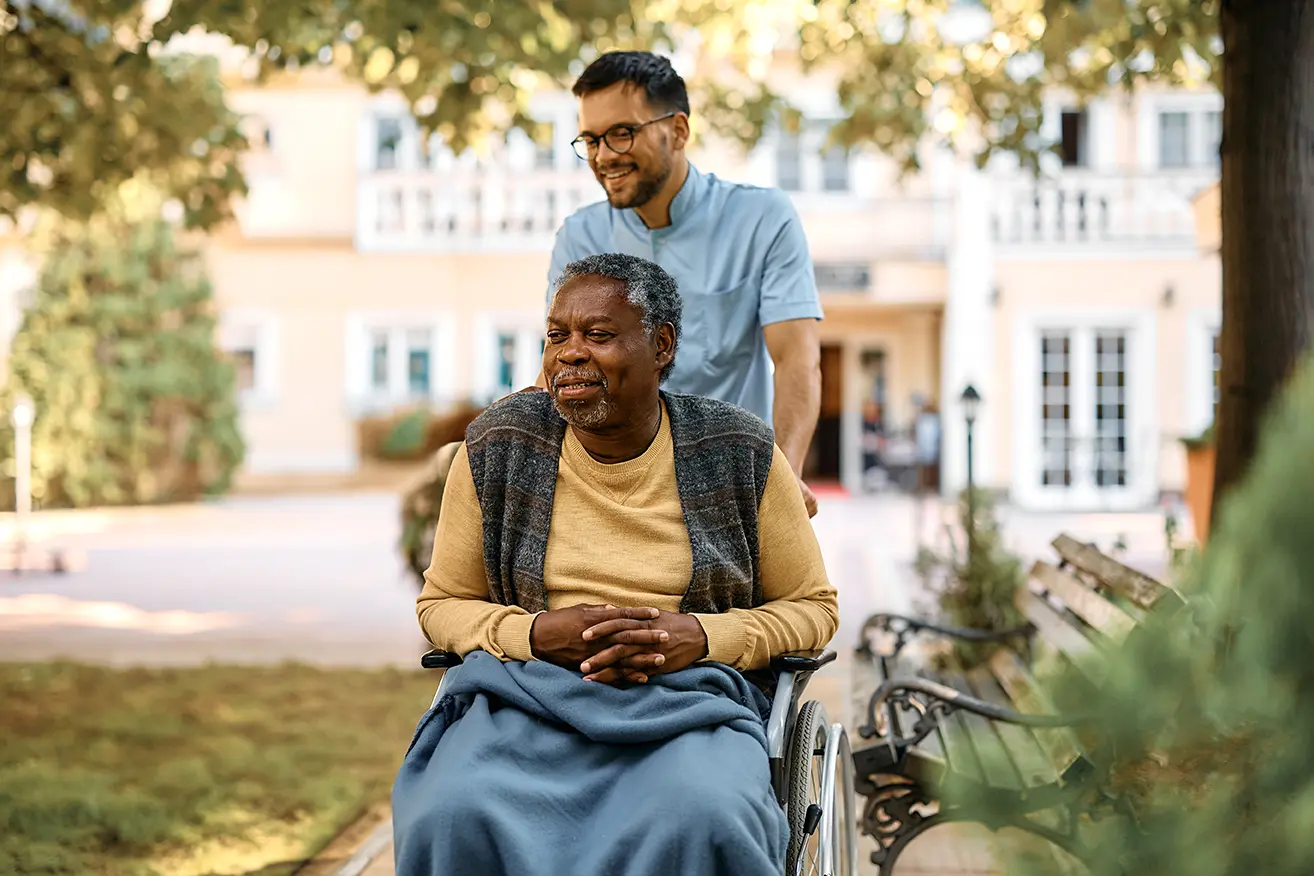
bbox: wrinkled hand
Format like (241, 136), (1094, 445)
(529, 605), (667, 672)
(579, 610), (709, 685)
(797, 475), (818, 518)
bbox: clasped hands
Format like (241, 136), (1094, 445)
(529, 604), (709, 686)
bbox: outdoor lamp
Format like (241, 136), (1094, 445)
(11, 395), (32, 429)
(960, 384), (981, 425)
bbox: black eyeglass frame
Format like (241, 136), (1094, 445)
(570, 112), (678, 160)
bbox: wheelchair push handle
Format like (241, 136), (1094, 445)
(420, 650), (463, 670)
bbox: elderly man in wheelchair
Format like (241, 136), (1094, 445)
(392, 253), (856, 876)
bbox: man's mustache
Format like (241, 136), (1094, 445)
(551, 369), (608, 390)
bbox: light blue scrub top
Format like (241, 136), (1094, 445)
(547, 164), (823, 424)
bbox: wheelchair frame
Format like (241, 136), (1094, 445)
(418, 648), (857, 876)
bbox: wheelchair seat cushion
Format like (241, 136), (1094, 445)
(392, 652), (789, 875)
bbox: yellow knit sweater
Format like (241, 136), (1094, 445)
(416, 405), (838, 671)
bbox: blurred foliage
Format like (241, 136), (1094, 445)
(2, 0), (1225, 228)
(0, 661), (438, 875)
(0, 186), (244, 509)
(357, 401), (482, 463)
(804, 0), (1220, 173)
(975, 355), (1314, 874)
(380, 409), (430, 459)
(0, 2), (248, 229)
(915, 488), (1028, 667)
(0, 0), (799, 227)
(400, 440), (464, 586)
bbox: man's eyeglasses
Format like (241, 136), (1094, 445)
(570, 113), (677, 160)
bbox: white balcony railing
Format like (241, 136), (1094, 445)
(990, 170), (1218, 250)
(356, 170), (601, 253)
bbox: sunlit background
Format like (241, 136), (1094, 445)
(0, 0), (1237, 873)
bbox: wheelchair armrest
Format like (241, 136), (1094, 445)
(769, 649), (837, 674)
(420, 650), (464, 670)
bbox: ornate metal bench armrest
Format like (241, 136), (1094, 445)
(856, 612), (1034, 658)
(859, 677), (1082, 741)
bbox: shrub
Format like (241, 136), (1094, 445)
(0, 203), (243, 508)
(916, 489), (1028, 667)
(1014, 355), (1314, 875)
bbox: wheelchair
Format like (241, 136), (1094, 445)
(419, 647), (858, 876)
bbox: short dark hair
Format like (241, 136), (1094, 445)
(551, 253), (683, 383)
(571, 51), (690, 118)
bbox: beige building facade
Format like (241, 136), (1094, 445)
(0, 63), (1223, 512)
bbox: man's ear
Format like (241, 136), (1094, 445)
(655, 323), (676, 367)
(671, 113), (691, 152)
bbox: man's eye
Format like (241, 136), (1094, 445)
(546, 332), (566, 343)
(587, 332), (612, 341)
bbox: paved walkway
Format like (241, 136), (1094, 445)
(0, 490), (1173, 874)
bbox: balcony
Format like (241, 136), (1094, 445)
(990, 169), (1218, 252)
(356, 169), (601, 253)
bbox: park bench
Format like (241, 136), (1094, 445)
(850, 533), (1187, 875)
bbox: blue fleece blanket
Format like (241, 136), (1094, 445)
(392, 651), (789, 876)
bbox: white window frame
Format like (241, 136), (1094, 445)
(1156, 110), (1192, 169)
(344, 311), (457, 414)
(1186, 307), (1222, 436)
(218, 309), (279, 409)
(472, 313), (545, 404)
(1136, 91), (1224, 171)
(1011, 307), (1159, 512)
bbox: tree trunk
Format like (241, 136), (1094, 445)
(1212, 0), (1314, 528)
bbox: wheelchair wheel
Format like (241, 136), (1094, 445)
(819, 721), (857, 876)
(784, 699), (824, 875)
(784, 700), (857, 876)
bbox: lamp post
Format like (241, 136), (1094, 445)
(11, 393), (33, 571)
(959, 384), (982, 563)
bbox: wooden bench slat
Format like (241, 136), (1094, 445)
(940, 668), (1024, 791)
(928, 671), (987, 784)
(1051, 533), (1184, 611)
(1029, 560), (1138, 643)
(963, 667), (1059, 790)
(1013, 589), (1107, 686)
(987, 649), (1085, 771)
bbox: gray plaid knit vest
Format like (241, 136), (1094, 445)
(464, 391), (775, 614)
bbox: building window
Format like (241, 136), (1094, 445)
(376, 117), (403, 170)
(535, 124), (556, 170)
(776, 131), (802, 191)
(1093, 330), (1128, 488)
(1059, 110), (1088, 167)
(1204, 110), (1222, 166)
(406, 329), (432, 397)
(243, 115), (273, 152)
(496, 332), (517, 395)
(1158, 111), (1191, 168)
(821, 141), (850, 192)
(370, 329), (390, 391)
(219, 317), (276, 405)
(230, 348), (257, 392)
(814, 262), (870, 292)
(359, 324), (441, 404)
(1040, 332), (1072, 487)
(1211, 329), (1221, 420)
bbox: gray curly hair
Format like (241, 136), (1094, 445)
(550, 253), (683, 383)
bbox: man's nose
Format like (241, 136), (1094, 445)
(557, 334), (590, 363)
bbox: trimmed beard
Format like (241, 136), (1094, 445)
(603, 152), (673, 210)
(553, 394), (615, 429)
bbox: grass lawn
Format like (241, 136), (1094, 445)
(0, 662), (439, 876)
